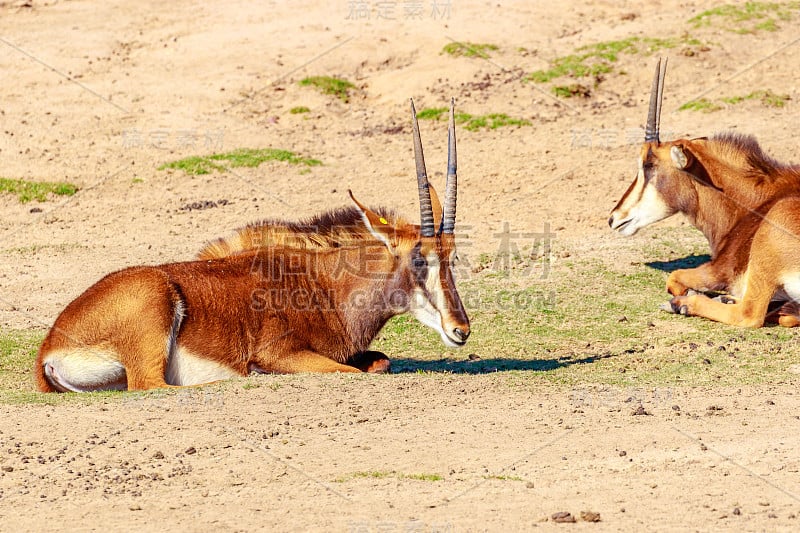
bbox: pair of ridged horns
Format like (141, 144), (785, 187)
(645, 57), (668, 144)
(410, 98), (457, 237)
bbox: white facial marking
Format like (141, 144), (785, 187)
(410, 288), (460, 348)
(409, 251), (462, 348)
(612, 161), (675, 236)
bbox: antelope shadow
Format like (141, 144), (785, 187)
(389, 352), (615, 374)
(646, 254), (710, 273)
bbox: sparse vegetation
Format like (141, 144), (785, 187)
(679, 98), (722, 113)
(721, 89), (791, 108)
(526, 36), (701, 83)
(3, 228), (799, 403)
(689, 1), (800, 33)
(1, 243), (87, 256)
(298, 76), (355, 102)
(372, 226), (800, 386)
(289, 106), (310, 114)
(484, 474), (525, 482)
(0, 330), (40, 398)
(417, 107), (530, 131)
(553, 84), (592, 98)
(335, 471), (443, 483)
(442, 42), (499, 59)
(159, 148), (322, 175)
(0, 177), (78, 203)
(681, 90), (791, 112)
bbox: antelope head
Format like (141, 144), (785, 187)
(350, 98), (471, 348)
(609, 58), (704, 236)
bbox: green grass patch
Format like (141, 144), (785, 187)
(552, 84), (591, 98)
(416, 107), (530, 131)
(679, 98), (722, 113)
(0, 177), (78, 203)
(159, 148), (322, 176)
(372, 227), (800, 387)
(404, 473), (443, 481)
(298, 76), (355, 102)
(682, 90), (791, 113)
(442, 42), (499, 59)
(484, 474), (525, 482)
(689, 1), (800, 33)
(526, 36), (700, 83)
(289, 106), (310, 114)
(336, 471), (443, 483)
(721, 89), (791, 108)
(0, 330), (41, 399)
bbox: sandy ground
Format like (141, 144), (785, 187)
(1, 0), (800, 530)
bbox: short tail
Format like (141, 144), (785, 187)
(35, 352), (58, 393)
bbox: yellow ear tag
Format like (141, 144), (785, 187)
(379, 217), (388, 225)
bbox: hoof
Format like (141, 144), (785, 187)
(660, 300), (688, 315)
(660, 301), (679, 314)
(364, 358), (391, 374)
(348, 351), (391, 374)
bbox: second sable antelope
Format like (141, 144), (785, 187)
(609, 59), (800, 327)
(35, 99), (470, 392)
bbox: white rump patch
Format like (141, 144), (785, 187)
(780, 274), (800, 303)
(166, 347), (241, 386)
(43, 349), (127, 392)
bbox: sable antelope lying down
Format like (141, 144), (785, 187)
(609, 58), (800, 328)
(36, 99), (470, 392)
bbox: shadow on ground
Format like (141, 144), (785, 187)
(646, 254), (710, 273)
(390, 353), (615, 374)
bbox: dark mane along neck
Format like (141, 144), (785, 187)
(688, 133), (800, 255)
(198, 205), (405, 260)
(706, 132), (800, 194)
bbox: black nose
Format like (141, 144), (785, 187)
(453, 328), (470, 342)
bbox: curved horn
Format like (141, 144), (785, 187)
(441, 98), (457, 235)
(644, 57), (667, 143)
(411, 99), (435, 237)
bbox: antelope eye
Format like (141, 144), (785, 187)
(413, 258), (427, 268)
(643, 162), (655, 170)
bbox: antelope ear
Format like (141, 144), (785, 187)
(670, 145), (692, 169)
(671, 144), (718, 190)
(349, 190), (395, 252)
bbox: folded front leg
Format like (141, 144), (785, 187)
(255, 350), (363, 374)
(666, 262), (730, 297)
